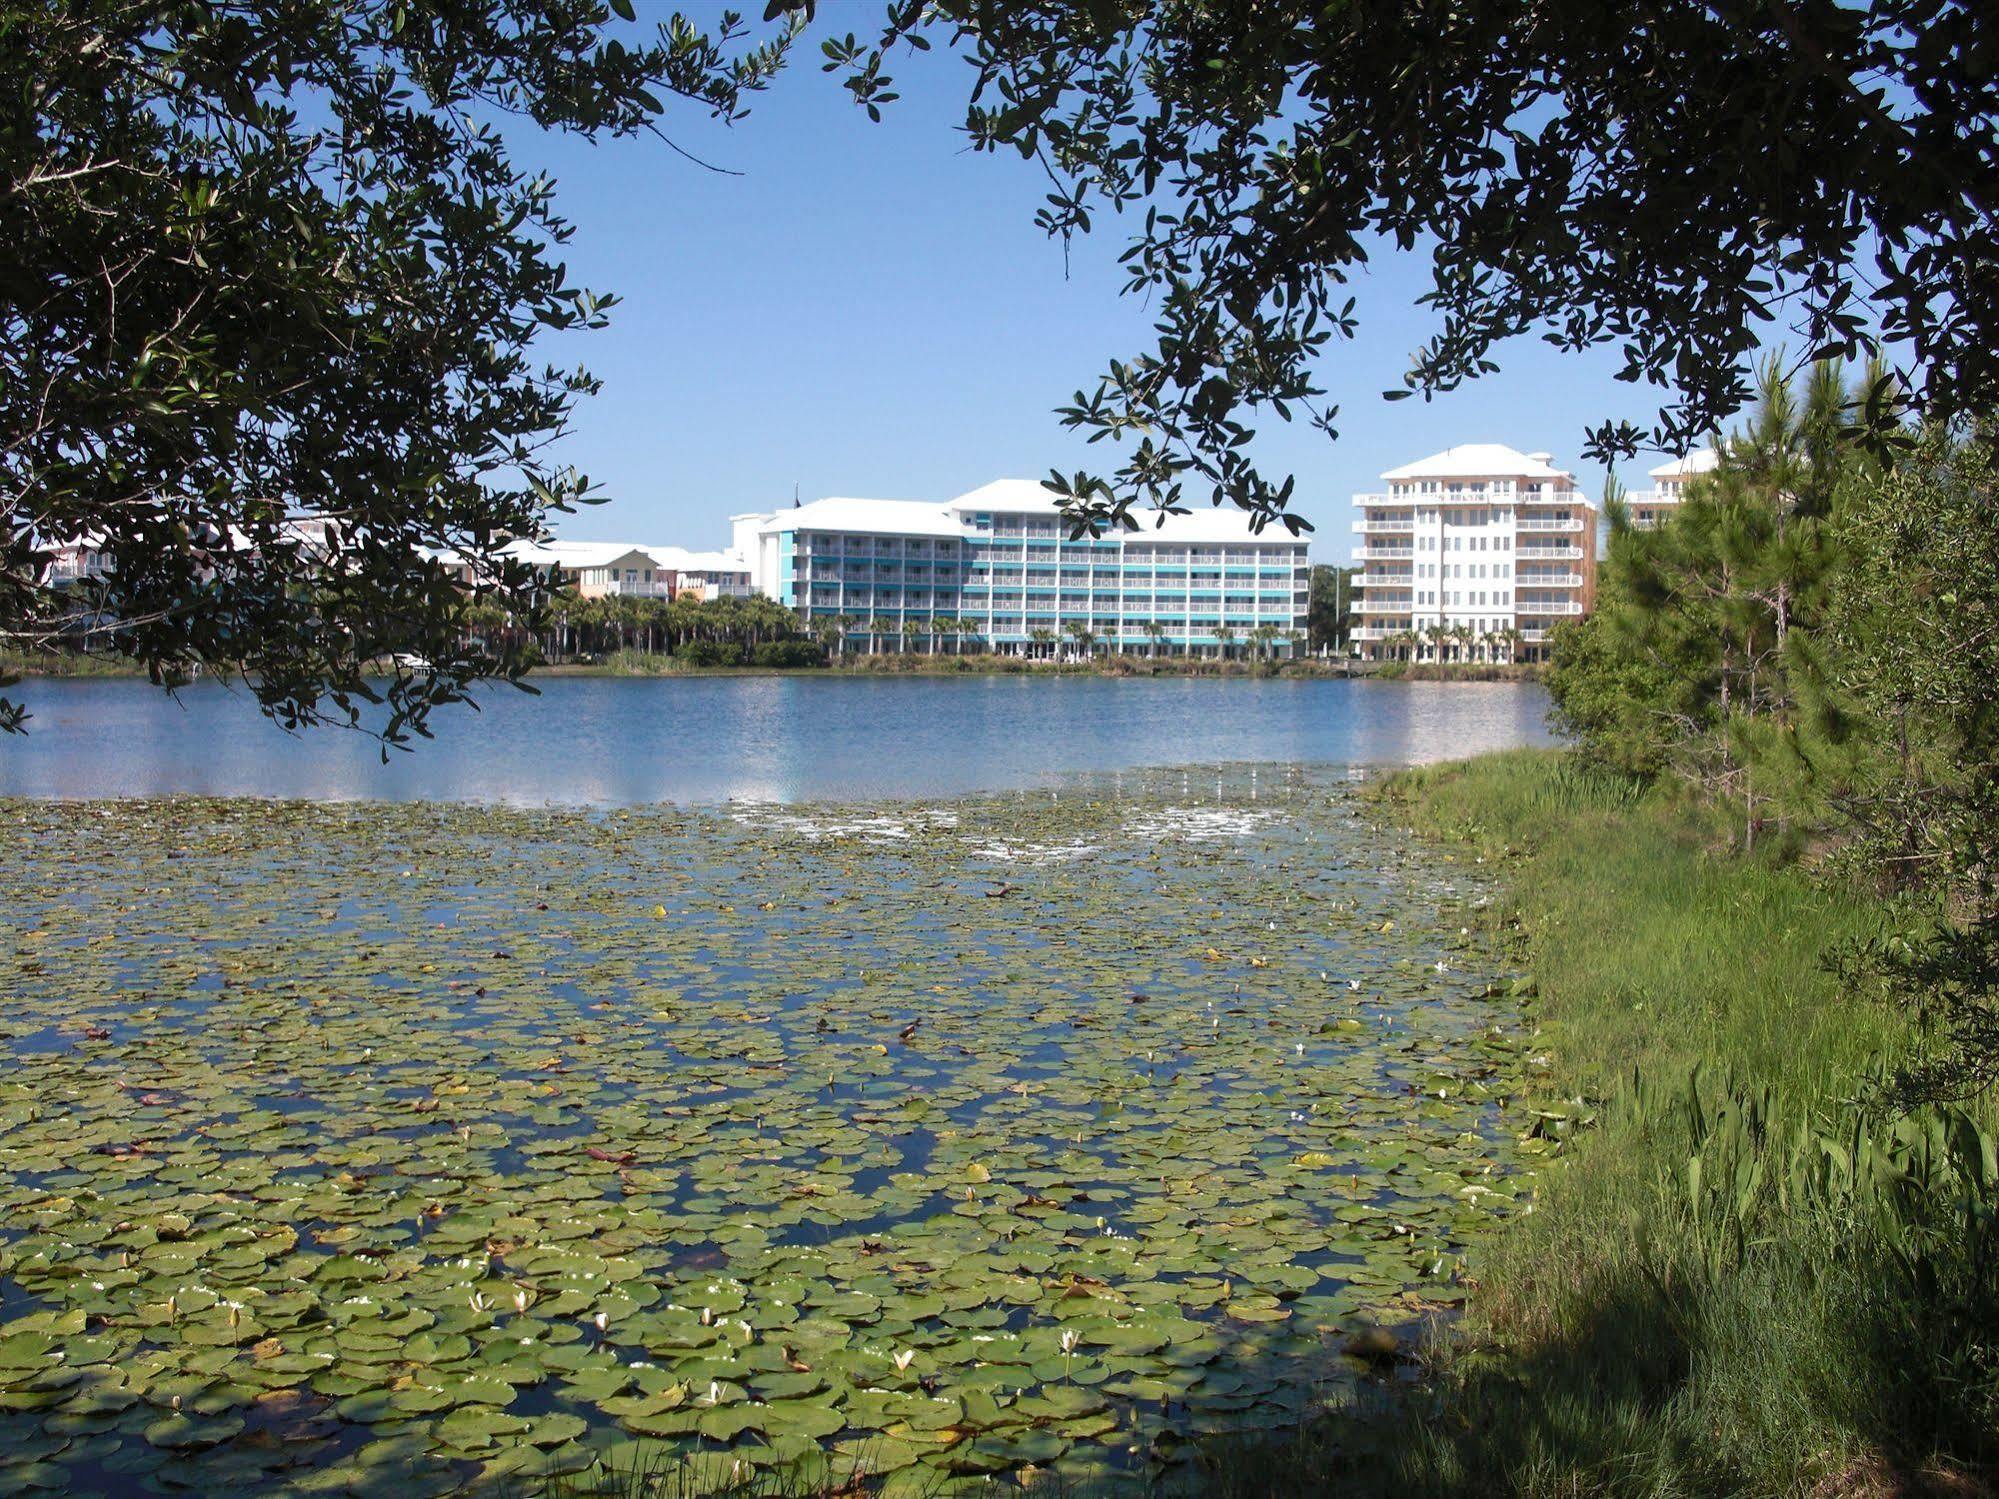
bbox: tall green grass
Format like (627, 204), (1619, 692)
(1294, 748), (1999, 1497)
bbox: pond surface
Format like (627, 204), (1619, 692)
(0, 675), (1553, 803)
(0, 767), (1549, 1495)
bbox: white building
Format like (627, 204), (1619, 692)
(1351, 445), (1598, 663)
(1628, 447), (1722, 529)
(731, 478), (1310, 656)
(650, 548), (753, 600)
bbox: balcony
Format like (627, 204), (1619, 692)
(1352, 516), (1416, 533)
(1516, 517), (1583, 533)
(1517, 600), (1585, 617)
(1515, 572), (1584, 587)
(1516, 544), (1584, 560)
(1350, 492), (1415, 508)
(1359, 572), (1415, 588)
(1355, 544), (1416, 562)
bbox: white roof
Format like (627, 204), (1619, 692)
(739, 482), (1307, 547)
(647, 546), (748, 574)
(946, 479), (1304, 544)
(771, 496), (965, 538)
(1647, 448), (1721, 480)
(947, 478), (1068, 514)
(1381, 444), (1572, 482)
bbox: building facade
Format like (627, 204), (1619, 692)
(732, 479), (1310, 656)
(1351, 445), (1597, 663)
(1628, 447), (1721, 529)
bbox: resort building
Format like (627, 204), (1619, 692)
(651, 548), (753, 601)
(731, 479), (1311, 656)
(1628, 447), (1722, 528)
(1351, 445), (1598, 664)
(430, 540), (752, 601)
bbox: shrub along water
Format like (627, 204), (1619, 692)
(1221, 750), (1997, 1498)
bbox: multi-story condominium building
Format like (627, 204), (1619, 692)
(1351, 445), (1597, 663)
(732, 479), (1310, 656)
(1628, 447), (1721, 528)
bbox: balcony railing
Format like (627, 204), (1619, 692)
(1517, 600), (1585, 617)
(1359, 572), (1415, 588)
(1515, 517), (1583, 532)
(1349, 492), (1415, 507)
(1357, 598), (1415, 614)
(1514, 572), (1584, 587)
(1516, 544), (1584, 560)
(1352, 517), (1417, 533)
(1355, 544), (1415, 561)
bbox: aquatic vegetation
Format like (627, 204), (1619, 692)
(0, 768), (1536, 1495)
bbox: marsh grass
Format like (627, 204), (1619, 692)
(1276, 748), (1999, 1498)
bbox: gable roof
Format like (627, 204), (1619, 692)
(1647, 448), (1722, 481)
(1380, 444), (1571, 481)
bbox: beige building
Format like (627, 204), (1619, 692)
(1352, 445), (1598, 664)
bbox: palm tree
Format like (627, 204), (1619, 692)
(1028, 626), (1056, 660)
(1063, 619), (1095, 660)
(868, 615), (897, 654)
(1250, 621), (1279, 661)
(1141, 619), (1166, 658)
(1214, 624), (1236, 661)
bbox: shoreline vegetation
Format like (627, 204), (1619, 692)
(0, 646), (1543, 685)
(1208, 748), (1992, 1499)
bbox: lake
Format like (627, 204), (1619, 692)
(0, 675), (1553, 803)
(0, 769), (1538, 1495)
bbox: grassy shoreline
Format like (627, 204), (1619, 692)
(1223, 749), (1993, 1498)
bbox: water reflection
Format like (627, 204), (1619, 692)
(2, 675), (1555, 804)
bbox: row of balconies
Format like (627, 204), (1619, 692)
(1354, 514), (1585, 534)
(1352, 489), (1580, 506)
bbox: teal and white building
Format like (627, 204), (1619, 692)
(730, 480), (1311, 656)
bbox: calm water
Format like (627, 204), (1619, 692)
(0, 674), (1553, 803)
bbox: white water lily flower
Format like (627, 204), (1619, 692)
(594, 1312), (609, 1333)
(893, 1350), (915, 1372)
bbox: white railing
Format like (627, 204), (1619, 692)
(1355, 544), (1415, 561)
(1352, 517), (1417, 533)
(1517, 600), (1585, 616)
(1349, 492), (1415, 507)
(1515, 517), (1582, 532)
(1516, 544), (1583, 560)
(1515, 572), (1584, 587)
(1360, 572), (1415, 588)
(1357, 599), (1414, 614)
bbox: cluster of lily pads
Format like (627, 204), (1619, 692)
(0, 766), (1542, 1495)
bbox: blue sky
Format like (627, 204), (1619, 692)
(530, 25), (1676, 564)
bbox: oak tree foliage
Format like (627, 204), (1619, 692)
(2, 1), (794, 740)
(805, 0), (1997, 533)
